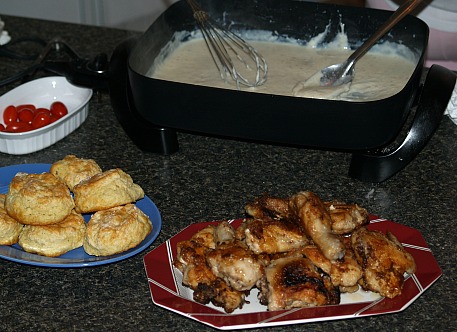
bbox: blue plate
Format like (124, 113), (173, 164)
(0, 164), (162, 268)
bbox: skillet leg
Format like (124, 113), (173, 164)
(349, 65), (457, 182)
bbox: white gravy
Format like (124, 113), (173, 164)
(149, 36), (417, 102)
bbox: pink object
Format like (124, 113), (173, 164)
(366, 0), (457, 70)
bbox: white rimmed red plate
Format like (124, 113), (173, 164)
(143, 216), (441, 330)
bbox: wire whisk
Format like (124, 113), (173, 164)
(186, 0), (268, 88)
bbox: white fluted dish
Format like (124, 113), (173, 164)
(0, 76), (92, 155)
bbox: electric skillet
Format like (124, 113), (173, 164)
(15, 0), (457, 182)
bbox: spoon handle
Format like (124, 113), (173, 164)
(348, 0), (424, 64)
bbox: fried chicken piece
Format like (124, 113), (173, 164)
(301, 239), (363, 290)
(206, 241), (264, 291)
(174, 228), (247, 313)
(290, 191), (346, 261)
(242, 218), (308, 254)
(174, 226), (218, 291)
(214, 220), (236, 246)
(190, 224), (217, 249)
(244, 195), (309, 254)
(199, 278), (246, 313)
(257, 252), (340, 311)
(174, 240), (216, 288)
(324, 200), (369, 234)
(191, 277), (246, 313)
(351, 227), (416, 298)
(235, 219), (249, 241)
(245, 194), (290, 221)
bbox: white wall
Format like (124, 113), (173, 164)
(0, 0), (179, 31)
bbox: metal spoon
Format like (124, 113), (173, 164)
(320, 0), (424, 87)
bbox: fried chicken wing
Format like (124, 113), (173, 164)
(174, 240), (216, 288)
(351, 227), (416, 298)
(204, 279), (246, 313)
(174, 227), (246, 313)
(245, 194), (291, 221)
(324, 200), (369, 234)
(190, 224), (217, 249)
(244, 195), (309, 254)
(206, 241), (264, 291)
(301, 238), (363, 290)
(242, 218), (308, 254)
(258, 253), (340, 311)
(190, 277), (246, 313)
(214, 220), (236, 245)
(290, 191), (346, 261)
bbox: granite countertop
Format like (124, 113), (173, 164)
(0, 13), (456, 332)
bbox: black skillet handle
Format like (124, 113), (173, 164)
(108, 37), (179, 155)
(46, 37), (179, 154)
(349, 65), (457, 182)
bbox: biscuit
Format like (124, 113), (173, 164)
(18, 210), (86, 257)
(83, 203), (152, 256)
(0, 194), (23, 245)
(50, 155), (102, 191)
(0, 193), (5, 208)
(73, 168), (144, 214)
(5, 172), (75, 225)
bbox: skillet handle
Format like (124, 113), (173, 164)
(108, 37), (179, 155)
(349, 65), (457, 182)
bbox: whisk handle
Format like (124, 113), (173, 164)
(186, 0), (210, 23)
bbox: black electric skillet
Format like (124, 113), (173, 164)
(10, 0), (457, 182)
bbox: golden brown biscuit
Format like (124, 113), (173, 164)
(84, 203), (152, 256)
(18, 210), (86, 257)
(50, 155), (102, 191)
(0, 194), (23, 245)
(5, 172), (75, 225)
(0, 193), (5, 208)
(73, 168), (144, 213)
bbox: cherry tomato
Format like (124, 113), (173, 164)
(18, 108), (35, 123)
(50, 101), (68, 119)
(16, 104), (36, 113)
(50, 115), (61, 124)
(31, 112), (51, 129)
(3, 105), (18, 125)
(3, 102), (68, 132)
(5, 121), (33, 133)
(34, 108), (51, 117)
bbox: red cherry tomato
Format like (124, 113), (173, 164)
(34, 108), (51, 116)
(49, 115), (60, 124)
(5, 121), (33, 133)
(31, 112), (51, 129)
(3, 102), (69, 132)
(18, 108), (35, 123)
(17, 104), (36, 113)
(3, 105), (18, 125)
(50, 101), (68, 119)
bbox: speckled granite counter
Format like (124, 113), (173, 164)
(0, 14), (456, 332)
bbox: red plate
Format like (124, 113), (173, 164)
(143, 216), (441, 330)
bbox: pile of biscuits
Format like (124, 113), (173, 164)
(0, 155), (152, 257)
